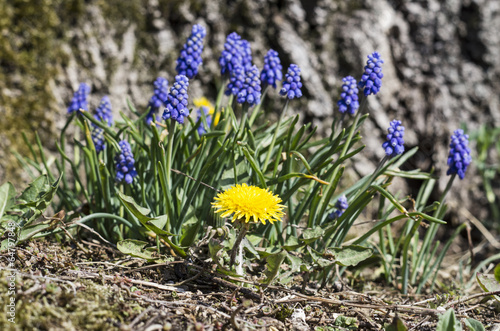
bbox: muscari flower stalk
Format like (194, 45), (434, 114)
(91, 127), (106, 154)
(115, 140), (138, 184)
(334, 195), (349, 218)
(67, 83), (90, 113)
(176, 24), (207, 79)
(280, 64), (303, 99)
(237, 65), (261, 106)
(239, 39), (253, 70)
(91, 96), (113, 153)
(337, 76), (359, 115)
(447, 129), (472, 180)
(162, 75), (190, 124)
(93, 96), (113, 126)
(212, 183), (285, 273)
(382, 120), (405, 158)
(225, 65), (246, 97)
(358, 52), (384, 96)
(219, 32), (244, 76)
(260, 49), (283, 89)
(146, 77), (169, 125)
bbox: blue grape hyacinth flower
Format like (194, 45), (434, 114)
(115, 140), (138, 184)
(239, 39), (253, 70)
(176, 24), (207, 79)
(225, 65), (246, 96)
(447, 129), (472, 180)
(328, 195), (349, 219)
(91, 127), (106, 154)
(67, 83), (90, 113)
(146, 77), (169, 125)
(358, 52), (384, 96)
(382, 120), (405, 158)
(260, 49), (283, 89)
(219, 32), (244, 76)
(280, 64), (303, 99)
(93, 96), (113, 126)
(337, 76), (360, 115)
(162, 75), (190, 124)
(237, 65), (261, 106)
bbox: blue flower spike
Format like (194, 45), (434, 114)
(92, 127), (106, 154)
(239, 39), (253, 70)
(225, 65), (246, 96)
(94, 96), (113, 126)
(447, 129), (472, 180)
(67, 83), (91, 113)
(328, 195), (349, 219)
(337, 76), (360, 115)
(382, 120), (405, 158)
(115, 140), (138, 184)
(91, 96), (113, 153)
(260, 49), (283, 89)
(280, 64), (303, 99)
(219, 32), (244, 76)
(146, 77), (169, 125)
(162, 75), (190, 125)
(358, 52), (384, 96)
(176, 24), (207, 79)
(237, 65), (261, 106)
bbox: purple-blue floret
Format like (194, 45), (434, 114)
(67, 83), (90, 113)
(382, 120), (405, 158)
(146, 77), (169, 125)
(93, 96), (113, 126)
(236, 65), (261, 106)
(328, 195), (349, 219)
(358, 52), (384, 96)
(225, 65), (246, 96)
(92, 127), (106, 153)
(260, 49), (283, 89)
(219, 32), (244, 76)
(162, 75), (190, 124)
(115, 140), (138, 184)
(176, 24), (207, 79)
(280, 64), (303, 99)
(337, 76), (359, 115)
(446, 129), (472, 180)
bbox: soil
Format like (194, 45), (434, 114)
(0, 238), (499, 331)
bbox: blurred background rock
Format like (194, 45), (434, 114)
(0, 0), (498, 231)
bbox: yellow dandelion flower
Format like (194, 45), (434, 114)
(212, 183), (285, 225)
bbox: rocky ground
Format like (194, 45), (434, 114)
(0, 238), (498, 330)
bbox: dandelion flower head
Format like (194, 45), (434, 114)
(212, 183), (285, 225)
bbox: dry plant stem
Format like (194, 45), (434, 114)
(229, 222), (250, 268)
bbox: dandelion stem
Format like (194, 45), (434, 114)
(230, 222), (250, 269)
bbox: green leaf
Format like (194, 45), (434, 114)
(494, 263), (500, 283)
(476, 273), (500, 302)
(263, 250), (287, 284)
(301, 226), (324, 244)
(384, 316), (408, 331)
(116, 191), (174, 236)
(0, 182), (16, 221)
(334, 315), (358, 330)
(17, 223), (54, 243)
(18, 175), (50, 204)
(464, 319), (485, 331)
(329, 245), (373, 267)
(117, 239), (162, 262)
(436, 309), (462, 331)
(179, 214), (201, 247)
